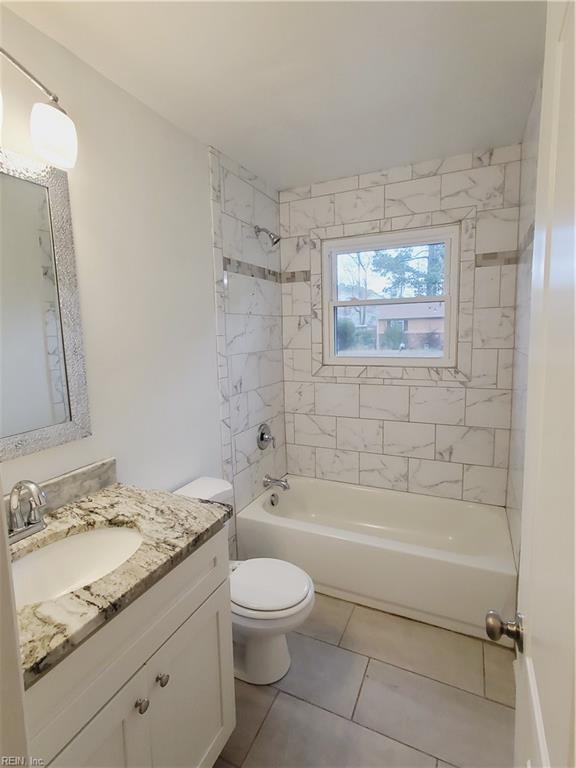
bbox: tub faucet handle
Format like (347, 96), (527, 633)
(257, 423), (276, 450)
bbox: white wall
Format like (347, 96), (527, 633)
(0, 9), (221, 491)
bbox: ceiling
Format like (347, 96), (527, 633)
(9, 2), (546, 190)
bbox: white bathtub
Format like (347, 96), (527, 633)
(237, 475), (516, 639)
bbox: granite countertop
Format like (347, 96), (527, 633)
(10, 483), (232, 688)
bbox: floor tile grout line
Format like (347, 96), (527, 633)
(350, 655), (370, 723)
(337, 603), (357, 646)
(237, 687), (279, 768)
(273, 689), (444, 766)
(294, 625), (514, 707)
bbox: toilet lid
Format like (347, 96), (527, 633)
(230, 558), (311, 612)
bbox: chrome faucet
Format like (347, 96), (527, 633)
(263, 475), (290, 491)
(7, 480), (48, 543)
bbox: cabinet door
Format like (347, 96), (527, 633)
(50, 667), (152, 768)
(146, 582), (235, 768)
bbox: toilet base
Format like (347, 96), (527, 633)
(233, 632), (291, 685)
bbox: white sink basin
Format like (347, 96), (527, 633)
(12, 527), (143, 609)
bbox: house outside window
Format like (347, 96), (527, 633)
(321, 225), (460, 367)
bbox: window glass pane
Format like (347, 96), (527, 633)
(335, 242), (445, 301)
(335, 302), (445, 358)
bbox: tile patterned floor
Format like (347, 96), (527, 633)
(218, 595), (516, 768)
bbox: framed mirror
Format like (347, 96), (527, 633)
(0, 148), (90, 459)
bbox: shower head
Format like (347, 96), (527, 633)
(254, 225), (281, 247)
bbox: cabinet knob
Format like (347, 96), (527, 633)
(156, 673), (170, 688)
(134, 697), (150, 715)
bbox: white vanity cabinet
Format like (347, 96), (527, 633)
(26, 529), (235, 768)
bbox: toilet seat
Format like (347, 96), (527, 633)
(230, 558), (312, 619)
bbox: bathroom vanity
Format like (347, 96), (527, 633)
(11, 482), (235, 767)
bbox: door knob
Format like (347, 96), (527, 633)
(134, 697), (150, 715)
(485, 610), (524, 652)
(156, 673), (170, 688)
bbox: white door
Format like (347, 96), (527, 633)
(51, 667), (153, 768)
(146, 581), (235, 768)
(513, 3), (575, 767)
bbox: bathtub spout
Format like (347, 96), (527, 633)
(263, 475), (290, 491)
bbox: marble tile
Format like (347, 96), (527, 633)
(408, 458), (463, 499)
(233, 424), (264, 474)
(359, 385), (409, 421)
(275, 633), (368, 718)
(315, 383), (359, 417)
(476, 208), (519, 254)
(492, 144), (522, 164)
(359, 165), (412, 187)
(297, 594), (354, 645)
(229, 350), (283, 394)
(432, 206), (475, 225)
(284, 348), (313, 381)
(221, 681), (277, 766)
(500, 264), (517, 307)
(359, 453), (408, 491)
(242, 223), (274, 269)
(458, 302), (473, 342)
(384, 176), (441, 217)
(294, 414), (337, 448)
(474, 266), (501, 308)
(222, 170), (254, 224)
(436, 425), (494, 466)
(226, 314), (282, 355)
(247, 382), (285, 427)
(334, 187), (384, 224)
(497, 349), (514, 389)
(341, 607), (484, 694)
(383, 421), (435, 459)
(343, 220), (381, 236)
(227, 273), (281, 316)
(312, 175), (358, 197)
(285, 382), (315, 414)
(409, 387), (465, 425)
(290, 196), (335, 236)
(229, 392), (249, 435)
(494, 429), (511, 468)
(281, 236), (311, 272)
(316, 448), (359, 483)
(473, 307), (515, 349)
(280, 185), (311, 203)
(466, 389), (512, 428)
(283, 316), (312, 350)
(504, 161), (521, 206)
(221, 212), (243, 262)
(243, 692), (435, 768)
(337, 417), (383, 453)
(463, 465), (507, 505)
(353, 660), (514, 768)
(440, 166), (505, 210)
(254, 189), (279, 233)
(484, 644), (516, 707)
(391, 212), (432, 230)
(282, 282), (311, 316)
(279, 201), (290, 237)
(459, 260), (475, 302)
(286, 444), (316, 477)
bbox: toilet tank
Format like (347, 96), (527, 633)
(174, 476), (234, 506)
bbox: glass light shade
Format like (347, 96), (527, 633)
(30, 102), (78, 169)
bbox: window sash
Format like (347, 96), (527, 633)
(321, 226), (459, 368)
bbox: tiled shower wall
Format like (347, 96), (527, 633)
(506, 84), (542, 562)
(279, 145), (524, 506)
(209, 148), (286, 514)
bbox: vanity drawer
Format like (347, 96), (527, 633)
(26, 528), (229, 765)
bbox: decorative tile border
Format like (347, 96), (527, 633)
(475, 250), (519, 267)
(223, 256), (310, 284)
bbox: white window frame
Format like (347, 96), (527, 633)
(321, 225), (460, 368)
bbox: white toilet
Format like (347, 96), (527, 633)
(174, 477), (315, 685)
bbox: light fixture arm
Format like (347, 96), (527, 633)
(0, 47), (62, 108)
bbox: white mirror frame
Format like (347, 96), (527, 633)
(0, 148), (90, 460)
